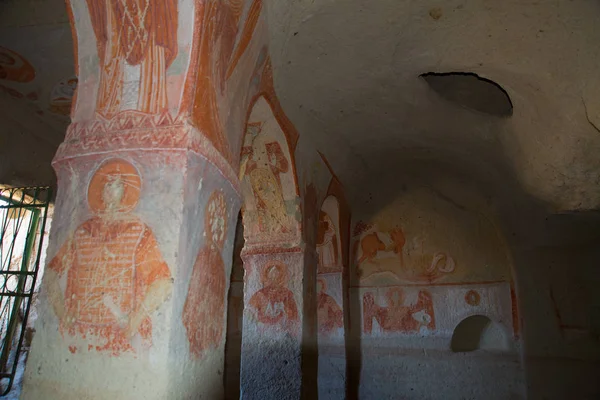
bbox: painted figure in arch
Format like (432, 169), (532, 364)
(241, 122), (292, 234)
(316, 278), (343, 335)
(193, 0), (266, 160)
(86, 0), (178, 117)
(363, 288), (435, 334)
(317, 211), (339, 273)
(249, 261), (298, 330)
(183, 190), (228, 358)
(45, 158), (173, 355)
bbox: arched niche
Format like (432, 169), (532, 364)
(450, 315), (509, 353)
(352, 185), (520, 342)
(317, 196), (343, 274)
(316, 196), (345, 339)
(238, 95), (301, 247)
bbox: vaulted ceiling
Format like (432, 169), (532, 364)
(266, 0), (600, 212)
(2, 0), (600, 214)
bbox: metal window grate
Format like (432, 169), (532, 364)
(0, 186), (51, 396)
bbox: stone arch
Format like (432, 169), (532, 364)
(450, 315), (509, 352)
(236, 94), (307, 398)
(238, 95), (301, 247)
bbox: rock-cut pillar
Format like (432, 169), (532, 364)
(21, 126), (242, 400)
(240, 245), (312, 399)
(21, 0), (248, 398)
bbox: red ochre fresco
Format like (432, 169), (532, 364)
(0, 46), (35, 82)
(183, 190), (228, 359)
(0, 46), (37, 100)
(241, 126), (293, 235)
(316, 278), (343, 335)
(46, 159), (172, 356)
(363, 288), (435, 334)
(191, 0), (239, 162)
(226, 0), (263, 80)
(317, 211), (340, 274)
(249, 261), (298, 330)
(86, 0), (178, 118)
(256, 61), (300, 150)
(190, 0), (271, 167)
(465, 289), (481, 306)
(239, 62), (301, 176)
(354, 222), (456, 283)
(357, 228), (405, 265)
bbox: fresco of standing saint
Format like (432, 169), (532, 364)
(240, 122), (293, 234)
(183, 190), (228, 358)
(86, 0), (178, 117)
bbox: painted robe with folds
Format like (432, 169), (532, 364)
(182, 244), (226, 358)
(86, 0), (178, 117)
(249, 285), (298, 328)
(48, 216), (171, 355)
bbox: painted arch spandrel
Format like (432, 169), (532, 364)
(68, 0), (195, 121)
(190, 0), (267, 161)
(239, 96), (301, 245)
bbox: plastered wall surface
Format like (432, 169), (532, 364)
(350, 183), (524, 399)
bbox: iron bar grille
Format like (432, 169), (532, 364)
(0, 187), (51, 396)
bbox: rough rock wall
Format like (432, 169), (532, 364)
(502, 206), (600, 400)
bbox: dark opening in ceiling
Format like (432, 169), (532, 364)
(420, 72), (513, 117)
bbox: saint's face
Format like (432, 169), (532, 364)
(265, 265), (284, 287)
(387, 288), (405, 307)
(102, 177), (125, 212)
(317, 280), (325, 294)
